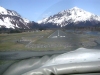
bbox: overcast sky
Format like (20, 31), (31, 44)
(0, 0), (100, 22)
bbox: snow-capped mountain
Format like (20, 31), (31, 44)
(0, 6), (31, 29)
(38, 7), (100, 27)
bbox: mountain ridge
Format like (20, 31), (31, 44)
(38, 7), (100, 27)
(0, 6), (32, 29)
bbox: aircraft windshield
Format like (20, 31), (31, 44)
(0, 0), (100, 75)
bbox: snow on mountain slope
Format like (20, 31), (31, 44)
(0, 6), (21, 17)
(0, 6), (31, 29)
(38, 7), (100, 27)
(23, 18), (30, 23)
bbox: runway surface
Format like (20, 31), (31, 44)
(48, 30), (67, 38)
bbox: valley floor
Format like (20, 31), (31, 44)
(0, 30), (100, 51)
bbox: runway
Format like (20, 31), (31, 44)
(48, 30), (67, 38)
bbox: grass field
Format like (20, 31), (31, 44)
(0, 30), (54, 51)
(0, 30), (100, 51)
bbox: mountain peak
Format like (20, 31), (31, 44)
(70, 6), (83, 11)
(0, 6), (6, 12)
(0, 6), (32, 29)
(38, 7), (100, 27)
(0, 6), (5, 8)
(72, 6), (79, 9)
